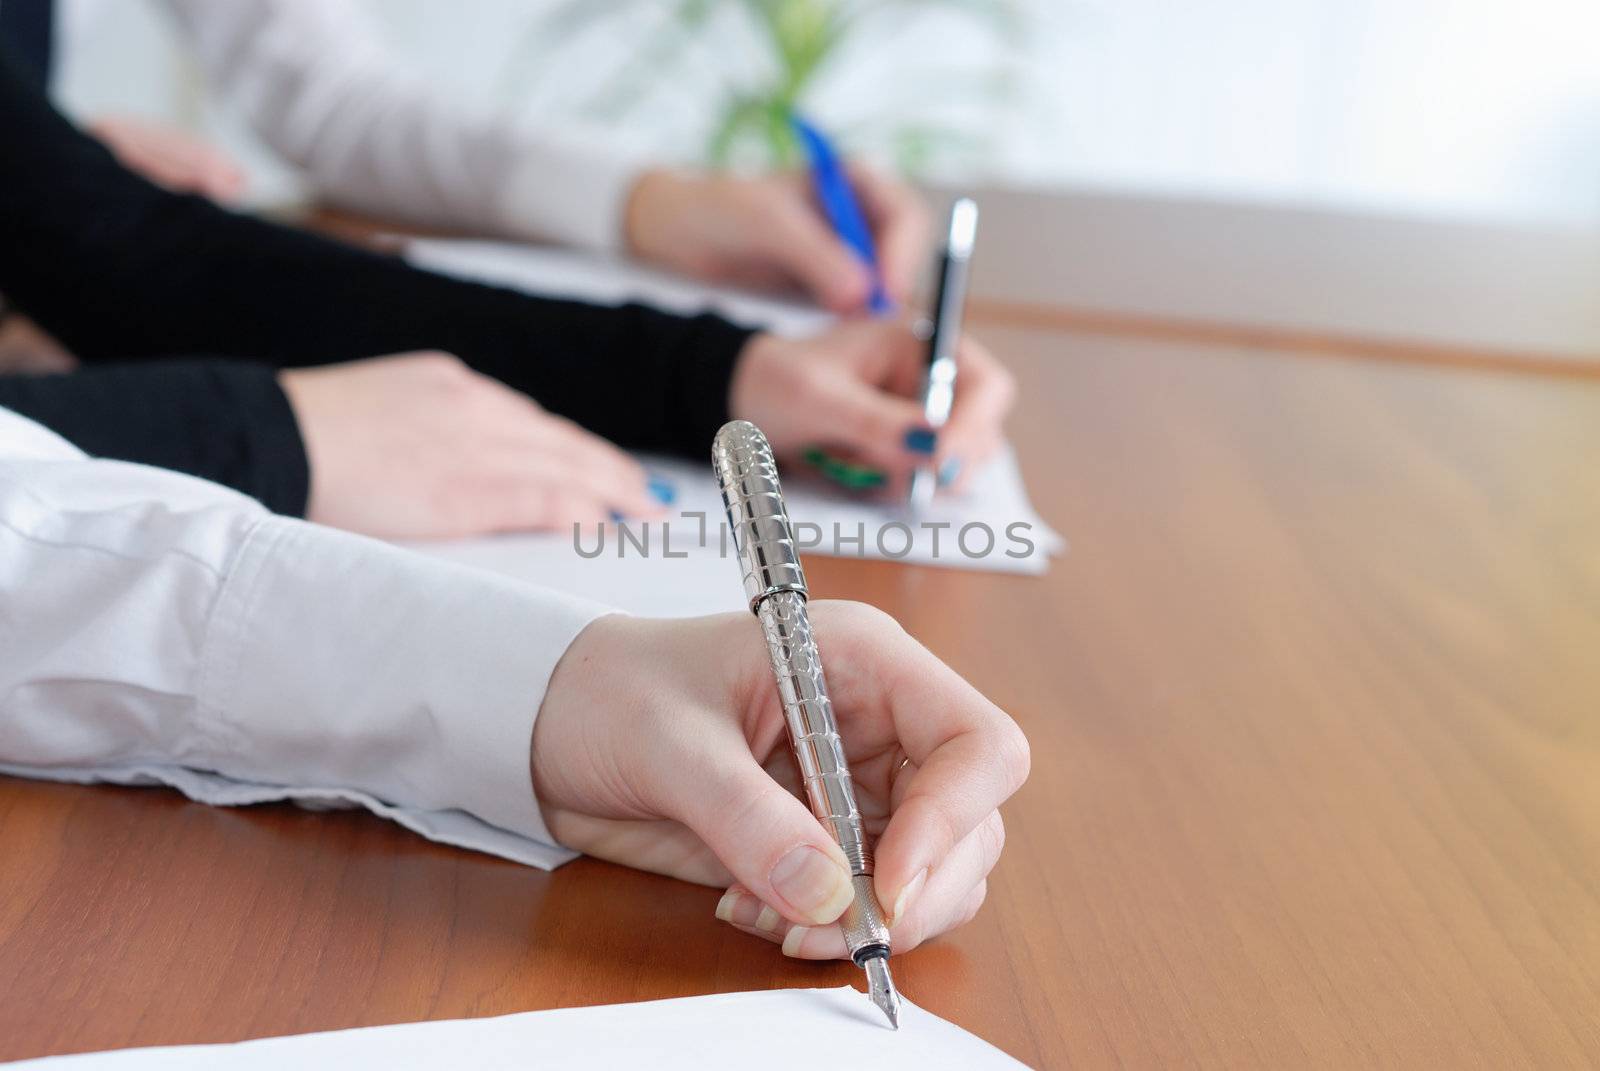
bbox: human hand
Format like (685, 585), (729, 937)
(278, 352), (665, 539)
(87, 115), (247, 202)
(532, 604), (1029, 958)
(0, 313), (75, 375)
(728, 320), (1015, 495)
(624, 167), (930, 315)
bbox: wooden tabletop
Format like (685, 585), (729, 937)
(5, 317), (1600, 1067)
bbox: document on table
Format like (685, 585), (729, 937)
(409, 441), (1058, 617)
(13, 987), (1032, 1070)
(405, 239), (1063, 594)
(409, 237), (834, 338)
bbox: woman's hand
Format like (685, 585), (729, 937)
(532, 603), (1029, 958)
(624, 167), (930, 315)
(279, 352), (666, 539)
(729, 320), (1016, 495)
(86, 115), (247, 203)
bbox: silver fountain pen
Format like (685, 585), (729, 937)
(712, 419), (902, 1030)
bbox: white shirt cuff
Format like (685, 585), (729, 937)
(494, 135), (645, 253)
(196, 517), (610, 867)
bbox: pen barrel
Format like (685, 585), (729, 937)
(757, 591), (872, 874)
(758, 590), (890, 959)
(713, 421), (892, 960)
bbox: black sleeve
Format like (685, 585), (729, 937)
(0, 51), (755, 458)
(0, 361), (310, 516)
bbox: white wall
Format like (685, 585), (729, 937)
(1028, 0), (1600, 226)
(54, 0), (1600, 229)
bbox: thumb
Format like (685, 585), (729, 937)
(764, 205), (872, 313)
(669, 751), (856, 927)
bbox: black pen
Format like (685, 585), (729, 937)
(908, 197), (978, 511)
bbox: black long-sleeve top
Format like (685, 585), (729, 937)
(0, 49), (755, 515)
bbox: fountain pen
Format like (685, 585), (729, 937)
(712, 420), (902, 1029)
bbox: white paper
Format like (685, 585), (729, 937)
(409, 238), (834, 338)
(408, 446), (1061, 616)
(403, 239), (1063, 597)
(12, 987), (1032, 1070)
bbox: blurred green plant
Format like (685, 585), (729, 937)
(505, 0), (1032, 177)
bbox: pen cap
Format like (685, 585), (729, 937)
(712, 421), (808, 612)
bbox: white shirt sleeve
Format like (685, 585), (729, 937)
(0, 407), (605, 869)
(158, 0), (643, 251)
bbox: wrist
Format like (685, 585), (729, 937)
(728, 331), (790, 427)
(622, 168), (682, 263)
(531, 613), (633, 819)
(276, 367), (346, 526)
(533, 613), (723, 828)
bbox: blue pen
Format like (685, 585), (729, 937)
(791, 113), (894, 316)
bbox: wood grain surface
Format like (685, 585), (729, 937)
(4, 324), (1600, 1067)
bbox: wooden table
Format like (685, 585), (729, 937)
(6, 281), (1600, 1068)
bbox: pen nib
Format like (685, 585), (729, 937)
(864, 954), (901, 1030)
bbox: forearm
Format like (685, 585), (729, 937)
(161, 0), (640, 250)
(0, 406), (603, 867)
(0, 360), (310, 515)
(0, 55), (754, 456)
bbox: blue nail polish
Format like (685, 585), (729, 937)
(937, 456), (963, 487)
(903, 427), (938, 455)
(609, 510), (625, 523)
(648, 475), (677, 506)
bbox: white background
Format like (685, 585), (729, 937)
(55, 0), (1600, 229)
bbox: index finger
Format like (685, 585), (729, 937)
(485, 385), (659, 518)
(821, 604), (1030, 918)
(539, 415), (663, 517)
(848, 163), (932, 304)
(938, 337), (1016, 465)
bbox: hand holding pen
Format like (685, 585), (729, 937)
(789, 117), (1002, 500)
(730, 320), (1015, 498)
(530, 600), (1030, 995)
(624, 163), (929, 316)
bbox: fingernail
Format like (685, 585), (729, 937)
(821, 457), (886, 490)
(716, 888), (779, 933)
(806, 447), (886, 489)
(608, 509), (624, 523)
(889, 868), (929, 925)
(769, 845), (853, 925)
(903, 427), (938, 455)
(937, 457), (963, 487)
(782, 925), (813, 958)
(730, 922), (785, 944)
(648, 475), (677, 506)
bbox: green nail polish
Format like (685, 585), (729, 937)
(803, 448), (885, 490)
(822, 458), (887, 490)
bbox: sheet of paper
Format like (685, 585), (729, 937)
(409, 446), (1061, 616)
(13, 987), (1032, 1070)
(404, 239), (1063, 589)
(409, 238), (834, 338)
